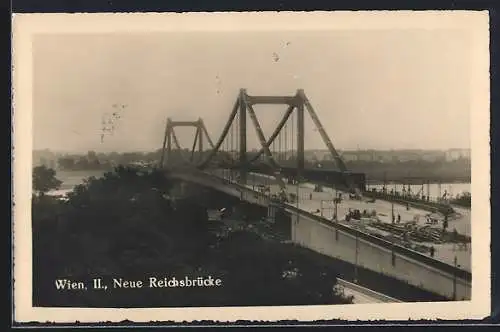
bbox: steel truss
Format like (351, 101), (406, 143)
(160, 118), (214, 168)
(161, 89), (358, 193)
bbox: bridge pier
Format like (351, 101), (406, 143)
(267, 203), (279, 223)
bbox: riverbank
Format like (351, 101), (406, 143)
(54, 169), (107, 189)
(344, 159), (470, 185)
(365, 178), (471, 185)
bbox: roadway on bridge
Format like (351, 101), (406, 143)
(213, 170), (472, 271)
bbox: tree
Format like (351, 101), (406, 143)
(32, 165), (352, 307)
(87, 150), (101, 168)
(212, 231), (351, 306)
(451, 192), (471, 208)
(58, 157), (75, 170)
(75, 156), (89, 170)
(32, 165), (62, 196)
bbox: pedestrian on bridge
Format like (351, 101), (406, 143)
(443, 215), (449, 232)
(430, 246), (435, 258)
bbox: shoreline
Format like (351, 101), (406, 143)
(365, 179), (471, 186)
(54, 168), (471, 185)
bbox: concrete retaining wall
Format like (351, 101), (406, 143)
(291, 212), (471, 300)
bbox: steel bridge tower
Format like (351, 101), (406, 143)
(159, 117), (214, 168)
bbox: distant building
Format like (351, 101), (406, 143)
(338, 151), (358, 162)
(445, 148), (471, 161)
(309, 148), (469, 164)
(340, 150), (378, 161)
(304, 150), (330, 162)
(32, 149), (58, 168)
(396, 151), (423, 162)
(358, 151), (375, 162)
(420, 151), (445, 162)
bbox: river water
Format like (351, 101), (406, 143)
(48, 170), (107, 196)
(366, 183), (470, 200)
(50, 169), (471, 201)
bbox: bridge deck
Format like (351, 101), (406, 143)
(211, 170), (472, 272)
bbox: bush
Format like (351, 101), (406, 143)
(33, 165), (62, 196)
(451, 192), (471, 208)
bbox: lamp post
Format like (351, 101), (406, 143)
(334, 198), (339, 222)
(453, 255), (458, 300)
(296, 176), (300, 209)
(268, 175), (272, 200)
(291, 175), (300, 242)
(333, 188), (338, 222)
(391, 201), (395, 224)
(383, 171), (387, 195)
(354, 232), (359, 284)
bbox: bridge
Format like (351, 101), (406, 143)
(158, 89), (471, 302)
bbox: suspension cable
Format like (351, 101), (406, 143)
(230, 117), (234, 158)
(235, 111), (239, 164)
(272, 136), (276, 160)
(278, 128), (282, 162)
(291, 111), (295, 161)
(225, 123), (229, 160)
(284, 120), (288, 162)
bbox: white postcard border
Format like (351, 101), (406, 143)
(12, 11), (491, 323)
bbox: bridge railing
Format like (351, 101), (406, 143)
(363, 190), (455, 214)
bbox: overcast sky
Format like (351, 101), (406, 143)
(33, 29), (472, 153)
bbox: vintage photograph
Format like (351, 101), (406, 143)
(13, 12), (490, 322)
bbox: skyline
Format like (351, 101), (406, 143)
(33, 147), (472, 155)
(33, 29), (472, 153)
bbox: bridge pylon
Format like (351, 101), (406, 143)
(159, 117), (214, 168)
(196, 89), (353, 190)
